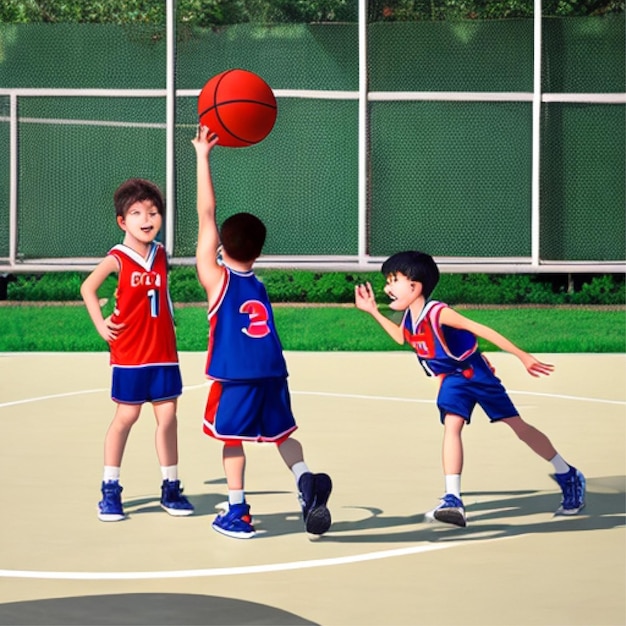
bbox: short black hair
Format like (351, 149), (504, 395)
(381, 250), (440, 299)
(114, 178), (165, 219)
(220, 212), (267, 263)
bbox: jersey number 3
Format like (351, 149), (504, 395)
(240, 300), (271, 338)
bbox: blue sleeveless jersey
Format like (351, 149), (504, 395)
(403, 300), (479, 376)
(205, 267), (288, 381)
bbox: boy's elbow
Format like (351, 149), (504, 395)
(80, 282), (93, 302)
(389, 328), (405, 345)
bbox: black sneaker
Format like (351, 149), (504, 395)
(298, 472), (332, 536)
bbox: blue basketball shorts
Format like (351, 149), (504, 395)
(111, 364), (182, 405)
(436, 365), (519, 424)
(203, 378), (298, 443)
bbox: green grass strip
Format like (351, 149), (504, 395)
(0, 305), (624, 353)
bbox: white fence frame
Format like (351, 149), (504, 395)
(1, 0), (625, 274)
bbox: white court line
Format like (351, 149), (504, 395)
(0, 383), (210, 409)
(0, 539), (501, 580)
(508, 390), (626, 406)
(2, 386), (623, 410)
(293, 390), (434, 404)
(291, 389), (626, 406)
(0, 388), (107, 408)
(0, 383), (618, 580)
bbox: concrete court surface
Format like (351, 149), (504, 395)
(0, 351), (624, 626)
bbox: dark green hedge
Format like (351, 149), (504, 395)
(3, 268), (625, 305)
(0, 0), (621, 26)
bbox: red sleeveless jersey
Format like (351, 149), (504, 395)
(108, 242), (178, 367)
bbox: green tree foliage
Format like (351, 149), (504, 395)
(0, 0), (621, 25)
(371, 0), (623, 20)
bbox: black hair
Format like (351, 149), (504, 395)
(381, 250), (440, 299)
(113, 178), (165, 219)
(220, 212), (267, 263)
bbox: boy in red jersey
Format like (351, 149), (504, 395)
(81, 178), (194, 521)
(355, 250), (585, 527)
(191, 125), (332, 540)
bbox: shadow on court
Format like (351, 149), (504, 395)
(1, 352), (624, 626)
(0, 593), (318, 626)
(319, 474), (626, 544)
(122, 488), (296, 518)
(117, 475), (625, 543)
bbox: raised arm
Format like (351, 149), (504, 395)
(354, 282), (405, 344)
(439, 307), (554, 377)
(191, 125), (222, 295)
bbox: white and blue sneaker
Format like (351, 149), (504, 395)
(552, 467), (586, 515)
(160, 479), (194, 517)
(212, 502), (255, 539)
(424, 493), (466, 527)
(98, 480), (125, 522)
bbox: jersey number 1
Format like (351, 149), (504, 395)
(147, 289), (159, 318)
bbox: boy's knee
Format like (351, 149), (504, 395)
(275, 433), (292, 447)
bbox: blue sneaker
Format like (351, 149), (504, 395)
(424, 494), (466, 527)
(98, 480), (125, 522)
(552, 467), (586, 515)
(212, 502), (255, 539)
(160, 479), (194, 517)
(298, 472), (332, 536)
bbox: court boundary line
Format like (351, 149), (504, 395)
(1, 379), (621, 581)
(2, 387), (624, 410)
(0, 538), (515, 580)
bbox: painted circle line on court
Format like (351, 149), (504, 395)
(2, 386), (624, 410)
(0, 384), (619, 580)
(293, 389), (626, 406)
(0, 541), (476, 580)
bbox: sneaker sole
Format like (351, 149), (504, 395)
(305, 506), (332, 535)
(161, 504), (194, 517)
(433, 508), (466, 527)
(98, 512), (125, 522)
(211, 523), (255, 539)
(555, 503), (585, 516)
(304, 473), (332, 535)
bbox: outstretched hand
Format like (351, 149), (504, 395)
(354, 282), (379, 315)
(520, 353), (554, 378)
(192, 124), (219, 154)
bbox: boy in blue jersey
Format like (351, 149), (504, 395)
(192, 125), (332, 539)
(355, 250), (585, 527)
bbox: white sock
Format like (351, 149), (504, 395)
(550, 454), (570, 475)
(445, 474), (462, 498)
(161, 465), (178, 482)
(228, 490), (245, 506)
(103, 466), (120, 483)
(290, 461), (310, 484)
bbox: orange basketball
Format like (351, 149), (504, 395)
(197, 69), (278, 148)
